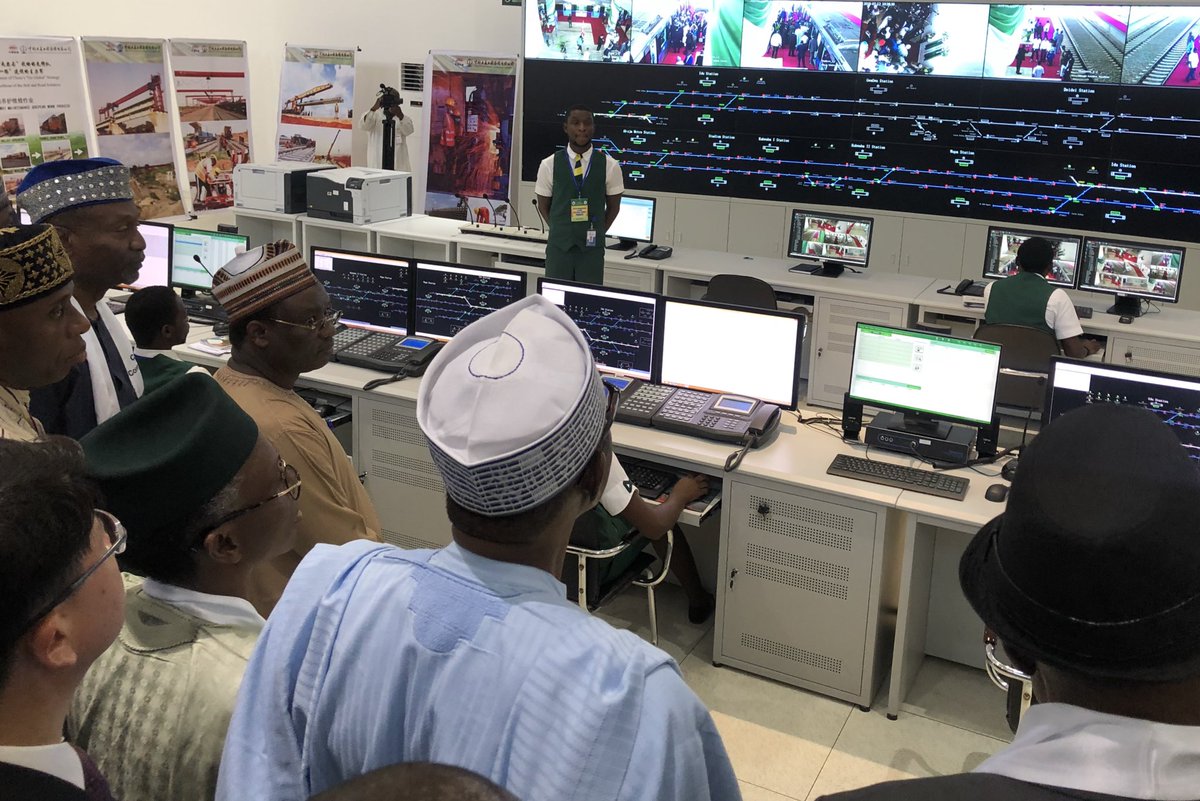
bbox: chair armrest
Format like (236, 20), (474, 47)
(632, 527), (674, 590)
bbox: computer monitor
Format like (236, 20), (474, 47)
(659, 297), (803, 409)
(848, 323), (1001, 437)
(310, 246), (408, 335)
(124, 221), (173, 290)
(982, 227), (1082, 289)
(606, 195), (656, 251)
(538, 277), (659, 382)
(1043, 357), (1200, 462)
(169, 226), (249, 294)
(414, 260), (527, 341)
(1078, 237), (1185, 317)
(787, 209), (873, 277)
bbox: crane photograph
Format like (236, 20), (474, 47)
(275, 49), (354, 167)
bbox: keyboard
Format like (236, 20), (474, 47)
(615, 383), (677, 426)
(619, 458), (677, 499)
(1074, 304), (1093, 319)
(655, 388), (710, 423)
(332, 327), (372, 351)
(826, 453), (970, 501)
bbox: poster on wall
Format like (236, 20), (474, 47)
(424, 52), (518, 223)
(0, 37), (91, 201)
(81, 38), (184, 219)
(276, 45), (354, 167)
(169, 39), (252, 213)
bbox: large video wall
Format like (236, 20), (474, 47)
(522, 2), (1200, 240)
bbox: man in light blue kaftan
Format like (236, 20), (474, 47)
(216, 295), (740, 801)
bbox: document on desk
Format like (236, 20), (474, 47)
(189, 339), (232, 356)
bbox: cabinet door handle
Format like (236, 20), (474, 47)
(816, 347), (823, 359)
(1125, 350), (1133, 363)
(757, 502), (770, 516)
(729, 568), (738, 589)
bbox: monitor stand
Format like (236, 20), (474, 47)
(607, 238), (638, 251)
(1105, 294), (1143, 318)
(180, 288), (198, 300)
(789, 259), (845, 277)
(875, 410), (952, 440)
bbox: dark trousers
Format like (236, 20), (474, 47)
(545, 243), (605, 285)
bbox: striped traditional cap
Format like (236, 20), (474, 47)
(16, 157), (133, 223)
(0, 224), (74, 310)
(211, 240), (317, 323)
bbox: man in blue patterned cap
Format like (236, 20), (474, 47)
(18, 158), (145, 438)
(217, 295), (740, 801)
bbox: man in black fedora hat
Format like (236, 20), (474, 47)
(819, 402), (1200, 801)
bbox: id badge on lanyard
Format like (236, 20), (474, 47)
(569, 150), (592, 223)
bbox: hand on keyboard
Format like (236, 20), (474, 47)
(672, 474), (709, 504)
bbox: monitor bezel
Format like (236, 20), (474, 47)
(847, 322), (1002, 428)
(606, 194), (657, 245)
(413, 258), (528, 341)
(309, 244), (412, 334)
(536, 275), (663, 381)
(981, 226), (1083, 289)
(786, 208), (875, 268)
(1042, 355), (1200, 428)
(168, 226), (249, 293)
(1078, 236), (1185, 306)
(122, 220), (174, 291)
(658, 295), (804, 410)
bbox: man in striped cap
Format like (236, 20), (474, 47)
(0, 224), (91, 440)
(211, 240), (379, 615)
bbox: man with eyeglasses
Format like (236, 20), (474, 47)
(67, 373), (299, 801)
(18, 158), (145, 439)
(217, 296), (739, 801)
(211, 241), (379, 614)
(0, 437), (124, 800)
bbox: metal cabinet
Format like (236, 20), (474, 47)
(1107, 334), (1200, 378)
(808, 295), (907, 408)
(715, 477), (898, 707)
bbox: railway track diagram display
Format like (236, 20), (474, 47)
(414, 262), (527, 340)
(311, 248), (409, 333)
(539, 280), (660, 380)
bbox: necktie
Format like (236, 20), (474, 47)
(574, 155), (583, 180)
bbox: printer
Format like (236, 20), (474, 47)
(233, 162), (335, 214)
(306, 167), (412, 225)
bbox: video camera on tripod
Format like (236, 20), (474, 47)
(377, 84), (402, 117)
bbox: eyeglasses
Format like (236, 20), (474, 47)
(191, 457), (302, 549)
(268, 309), (343, 333)
(18, 509), (127, 636)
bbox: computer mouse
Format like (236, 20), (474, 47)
(317, 404), (338, 418)
(1001, 458), (1019, 482)
(985, 483), (1009, 503)
(1119, 315), (1133, 324)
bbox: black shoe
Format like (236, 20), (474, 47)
(688, 593), (715, 625)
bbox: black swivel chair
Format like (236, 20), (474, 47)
(702, 274), (778, 310)
(973, 323), (1060, 413)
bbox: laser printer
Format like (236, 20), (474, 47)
(306, 167), (412, 225)
(233, 162), (335, 214)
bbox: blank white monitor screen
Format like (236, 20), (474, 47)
(660, 299), (801, 408)
(606, 196), (655, 243)
(127, 222), (171, 290)
(849, 324), (1001, 427)
(540, 279), (658, 381)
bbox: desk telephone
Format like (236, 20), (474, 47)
(605, 376), (780, 445)
(953, 279), (985, 297)
(624, 244), (673, 260)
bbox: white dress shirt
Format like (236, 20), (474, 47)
(141, 578), (265, 630)
(0, 742), (84, 790)
(535, 145), (625, 198)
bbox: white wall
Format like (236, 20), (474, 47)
(4, 0), (524, 166)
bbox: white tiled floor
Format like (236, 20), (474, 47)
(600, 582), (1013, 800)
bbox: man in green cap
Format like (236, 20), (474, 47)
(0, 224), (91, 441)
(67, 372), (300, 801)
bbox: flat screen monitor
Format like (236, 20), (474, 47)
(310, 246), (408, 335)
(1078, 237), (1184, 317)
(659, 297), (803, 409)
(538, 277), (659, 382)
(414, 260), (527, 341)
(787, 209), (873, 276)
(1043, 357), (1200, 463)
(124, 221), (172, 290)
(169, 227), (249, 293)
(982, 227), (1082, 288)
(606, 195), (656, 249)
(848, 323), (1001, 435)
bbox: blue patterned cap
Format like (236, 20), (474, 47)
(16, 157), (134, 223)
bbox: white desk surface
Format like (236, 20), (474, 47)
(299, 213), (379, 233)
(369, 215), (465, 244)
(914, 282), (1200, 343)
(232, 207), (304, 223)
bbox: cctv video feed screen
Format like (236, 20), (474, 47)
(523, 2), (1200, 241)
(982, 228), (1082, 287)
(1079, 239), (1184, 302)
(787, 210), (872, 264)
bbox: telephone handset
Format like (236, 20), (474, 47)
(402, 340), (444, 376)
(953, 279), (985, 297)
(650, 389), (781, 445)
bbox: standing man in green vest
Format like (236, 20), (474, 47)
(535, 105), (624, 285)
(983, 236), (1102, 359)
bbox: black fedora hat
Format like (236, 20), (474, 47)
(960, 403), (1200, 682)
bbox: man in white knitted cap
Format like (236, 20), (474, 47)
(216, 295), (741, 801)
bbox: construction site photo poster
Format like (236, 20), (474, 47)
(0, 37), (91, 200)
(276, 45), (354, 167)
(81, 38), (184, 218)
(424, 53), (518, 222)
(170, 39), (252, 213)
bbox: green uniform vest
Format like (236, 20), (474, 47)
(985, 271), (1056, 336)
(548, 149), (607, 253)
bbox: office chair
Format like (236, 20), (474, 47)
(702, 274), (778, 310)
(563, 527), (675, 646)
(973, 323), (1060, 413)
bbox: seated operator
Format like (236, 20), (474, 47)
(983, 236), (1101, 359)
